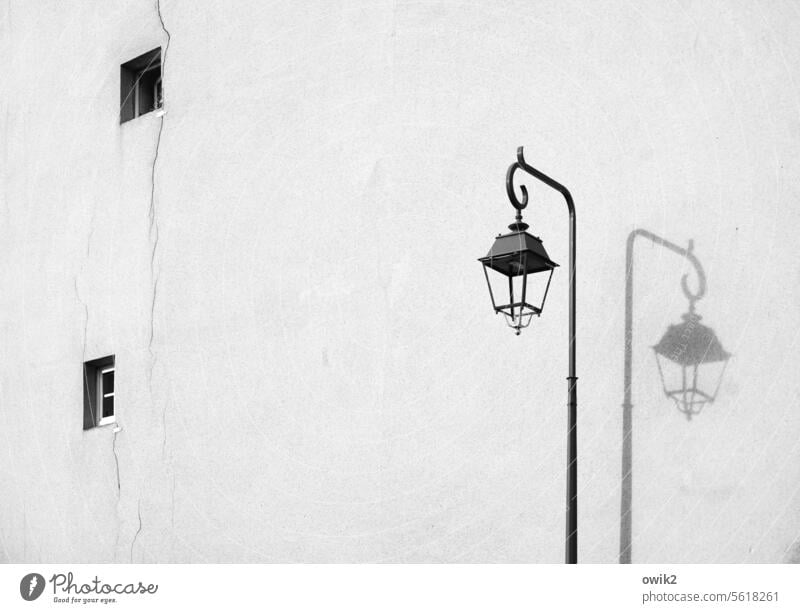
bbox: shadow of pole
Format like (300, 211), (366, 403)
(620, 229), (706, 564)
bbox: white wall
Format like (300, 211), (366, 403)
(1, 0), (799, 563)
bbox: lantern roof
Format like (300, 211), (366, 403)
(478, 230), (559, 277)
(652, 313), (731, 365)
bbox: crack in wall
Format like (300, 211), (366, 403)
(75, 255), (96, 431)
(74, 277), (89, 361)
(75, 208), (92, 364)
(130, 0), (169, 564)
(112, 427), (121, 494)
(130, 499), (142, 563)
(86, 208), (95, 258)
(107, 0), (172, 564)
(147, 126), (162, 376)
(112, 425), (121, 561)
(148, 0), (171, 426)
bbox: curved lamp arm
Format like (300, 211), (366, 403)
(506, 146), (576, 378)
(507, 147), (576, 217)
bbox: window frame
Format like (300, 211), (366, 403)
(83, 355), (115, 430)
(120, 48), (163, 123)
(96, 364), (115, 426)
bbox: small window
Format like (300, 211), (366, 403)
(120, 48), (162, 123)
(83, 356), (115, 429)
(98, 365), (115, 426)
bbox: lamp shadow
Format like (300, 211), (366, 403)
(619, 229), (730, 564)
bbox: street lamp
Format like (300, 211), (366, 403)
(478, 146), (578, 564)
(619, 229), (730, 563)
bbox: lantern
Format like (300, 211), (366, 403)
(479, 223), (558, 335)
(652, 311), (731, 419)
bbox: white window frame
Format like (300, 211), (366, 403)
(154, 74), (163, 110)
(96, 364), (115, 426)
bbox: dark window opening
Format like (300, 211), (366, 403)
(101, 369), (115, 418)
(83, 355), (115, 429)
(120, 48), (162, 123)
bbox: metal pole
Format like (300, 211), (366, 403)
(619, 229), (706, 564)
(508, 147), (577, 563)
(620, 232), (636, 564)
(566, 204), (577, 564)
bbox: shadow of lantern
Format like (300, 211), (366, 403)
(653, 311), (731, 420)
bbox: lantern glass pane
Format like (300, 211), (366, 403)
(482, 259), (554, 334)
(482, 263), (505, 313)
(654, 353), (729, 419)
(505, 267), (535, 332)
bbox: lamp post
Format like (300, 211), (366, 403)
(619, 230), (730, 564)
(478, 146), (578, 564)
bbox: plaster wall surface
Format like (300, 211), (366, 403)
(1, 0), (799, 563)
